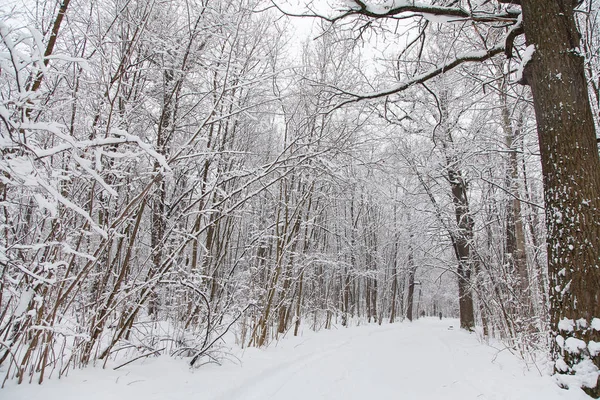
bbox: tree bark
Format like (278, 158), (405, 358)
(520, 1), (600, 395)
(437, 90), (476, 332)
(406, 238), (416, 322)
(445, 147), (476, 331)
(501, 96), (529, 302)
(449, 166), (476, 331)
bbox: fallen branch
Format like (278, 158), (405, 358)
(113, 347), (165, 370)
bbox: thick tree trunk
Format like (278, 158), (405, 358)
(521, 1), (600, 395)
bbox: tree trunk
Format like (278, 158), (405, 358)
(406, 244), (416, 322)
(389, 270), (398, 323)
(521, 1), (600, 395)
(449, 166), (476, 331)
(389, 192), (400, 323)
(438, 91), (476, 332)
(501, 96), (529, 304)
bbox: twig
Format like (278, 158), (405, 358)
(113, 347), (165, 370)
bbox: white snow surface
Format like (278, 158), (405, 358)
(564, 337), (588, 354)
(589, 341), (600, 357)
(515, 44), (535, 83)
(559, 318), (575, 332)
(4, 318), (590, 400)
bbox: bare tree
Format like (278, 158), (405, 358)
(274, 0), (600, 393)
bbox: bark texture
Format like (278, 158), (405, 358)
(521, 1), (600, 395)
(449, 166), (476, 332)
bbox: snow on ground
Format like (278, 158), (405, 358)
(3, 318), (591, 400)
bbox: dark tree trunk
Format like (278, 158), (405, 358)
(438, 92), (476, 332)
(521, 1), (600, 395)
(449, 166), (476, 331)
(389, 268), (398, 323)
(406, 245), (416, 322)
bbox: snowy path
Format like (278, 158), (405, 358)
(4, 319), (589, 400)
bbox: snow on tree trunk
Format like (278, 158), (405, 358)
(520, 0), (600, 395)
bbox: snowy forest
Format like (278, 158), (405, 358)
(1, 0), (600, 397)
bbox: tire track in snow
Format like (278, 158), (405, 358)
(212, 338), (354, 400)
(212, 323), (405, 400)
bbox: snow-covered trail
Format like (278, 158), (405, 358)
(4, 318), (589, 400)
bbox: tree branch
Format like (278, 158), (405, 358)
(504, 18), (524, 58)
(330, 43), (505, 110)
(271, 0), (520, 24)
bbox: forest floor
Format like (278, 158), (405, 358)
(3, 318), (591, 400)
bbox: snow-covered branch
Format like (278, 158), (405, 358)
(272, 0), (520, 23)
(331, 44), (505, 109)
